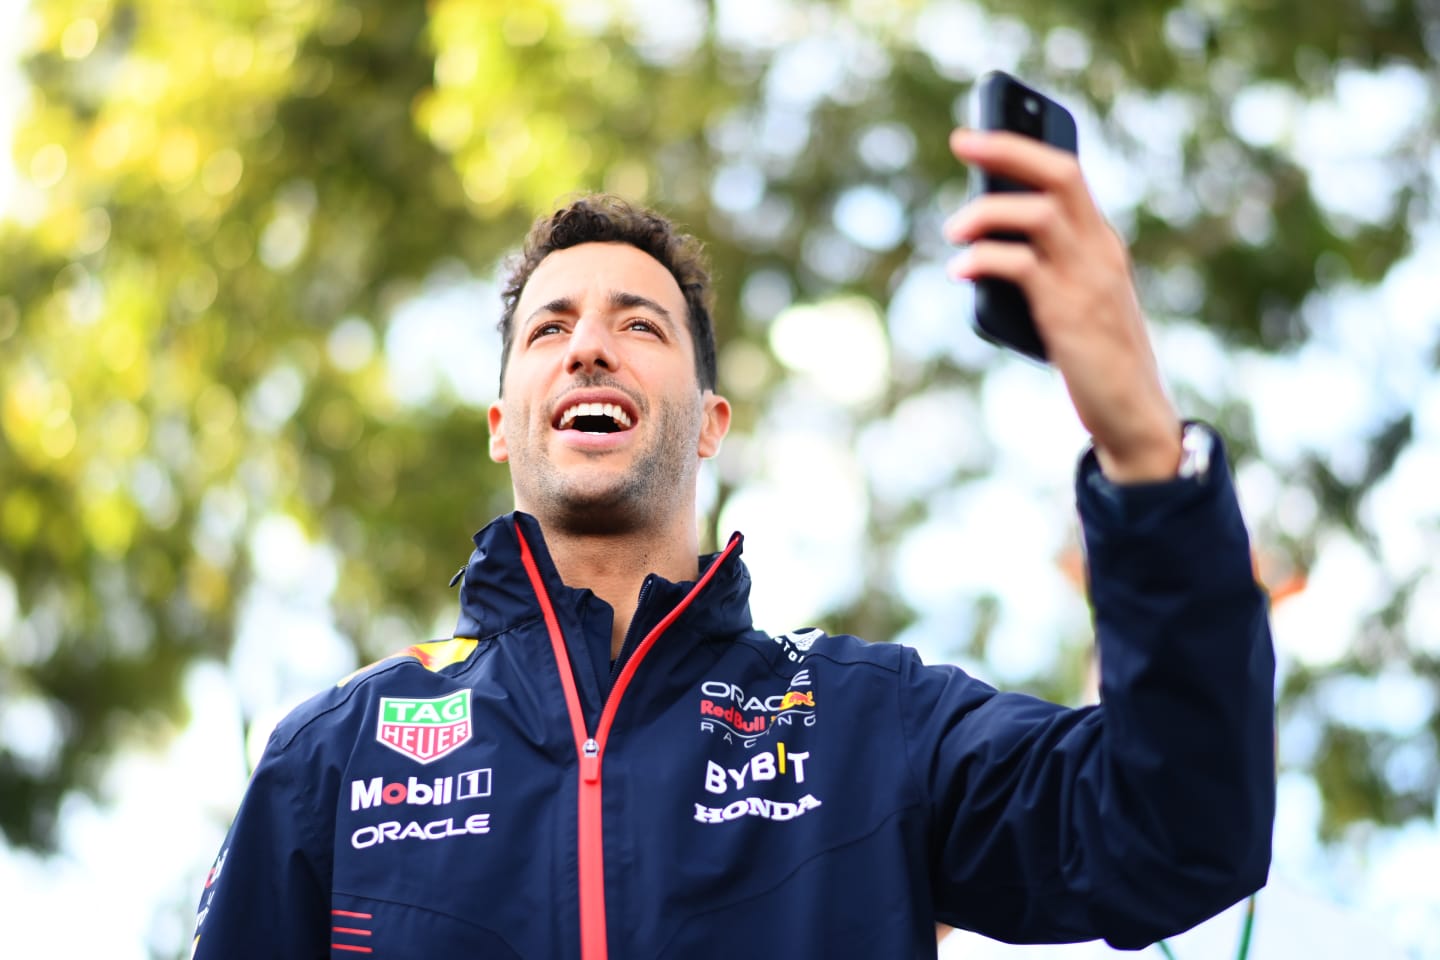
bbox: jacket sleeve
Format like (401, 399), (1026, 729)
(906, 431), (1275, 948)
(191, 723), (333, 959)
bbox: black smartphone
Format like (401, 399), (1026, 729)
(969, 71), (1078, 362)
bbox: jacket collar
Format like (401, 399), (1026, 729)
(452, 512), (755, 646)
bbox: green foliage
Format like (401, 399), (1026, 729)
(1, 0), (1435, 873)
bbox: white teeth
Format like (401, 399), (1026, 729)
(558, 402), (632, 430)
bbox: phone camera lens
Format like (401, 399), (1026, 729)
(1024, 96), (1040, 115)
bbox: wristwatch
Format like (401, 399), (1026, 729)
(1177, 421), (1214, 480)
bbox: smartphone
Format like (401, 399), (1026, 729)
(969, 71), (1078, 363)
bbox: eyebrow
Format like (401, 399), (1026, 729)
(609, 291), (676, 329)
(525, 291), (677, 332)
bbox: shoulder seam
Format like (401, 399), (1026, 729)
(270, 640), (493, 751)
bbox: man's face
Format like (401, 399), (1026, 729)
(488, 242), (730, 534)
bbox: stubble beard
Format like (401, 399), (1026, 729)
(515, 397), (702, 538)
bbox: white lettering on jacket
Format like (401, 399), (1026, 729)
(350, 814), (491, 849)
(693, 794), (822, 824)
(703, 746), (809, 794)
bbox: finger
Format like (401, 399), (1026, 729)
(946, 238), (1041, 286)
(949, 128), (1074, 188)
(950, 128), (1095, 220)
(943, 193), (1074, 253)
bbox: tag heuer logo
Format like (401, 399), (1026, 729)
(376, 691), (472, 764)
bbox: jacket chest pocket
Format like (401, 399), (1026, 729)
(332, 757), (575, 958)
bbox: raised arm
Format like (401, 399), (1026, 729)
(907, 435), (1275, 945)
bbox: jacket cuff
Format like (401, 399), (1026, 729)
(1075, 422), (1227, 531)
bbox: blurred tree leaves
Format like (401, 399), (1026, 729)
(1, 0), (1436, 866)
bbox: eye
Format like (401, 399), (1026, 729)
(527, 321), (564, 343)
(626, 317), (662, 336)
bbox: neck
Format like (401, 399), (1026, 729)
(537, 518), (701, 659)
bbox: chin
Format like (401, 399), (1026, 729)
(551, 498), (651, 536)
(531, 480), (654, 535)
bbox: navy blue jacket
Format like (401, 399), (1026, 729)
(192, 441), (1274, 959)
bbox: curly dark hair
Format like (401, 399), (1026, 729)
(496, 194), (718, 394)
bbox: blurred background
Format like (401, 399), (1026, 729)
(0, 0), (1437, 957)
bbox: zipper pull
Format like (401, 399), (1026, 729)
(581, 738), (600, 783)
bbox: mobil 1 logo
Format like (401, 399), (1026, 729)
(350, 768), (492, 811)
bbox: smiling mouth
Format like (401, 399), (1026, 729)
(557, 401), (634, 434)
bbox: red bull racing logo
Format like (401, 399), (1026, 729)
(776, 690), (815, 710)
(375, 690), (472, 764)
(699, 698), (768, 734)
(698, 673), (816, 746)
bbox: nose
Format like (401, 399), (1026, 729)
(563, 315), (618, 376)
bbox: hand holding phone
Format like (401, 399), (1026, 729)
(948, 74), (1183, 481)
(968, 71), (1078, 362)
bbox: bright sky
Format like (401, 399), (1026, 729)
(2, 3), (1439, 959)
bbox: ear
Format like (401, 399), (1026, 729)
(487, 403), (509, 463)
(697, 391), (731, 459)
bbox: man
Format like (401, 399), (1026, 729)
(191, 129), (1275, 959)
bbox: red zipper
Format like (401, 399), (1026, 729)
(514, 527), (741, 960)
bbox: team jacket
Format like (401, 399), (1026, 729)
(192, 439), (1275, 959)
